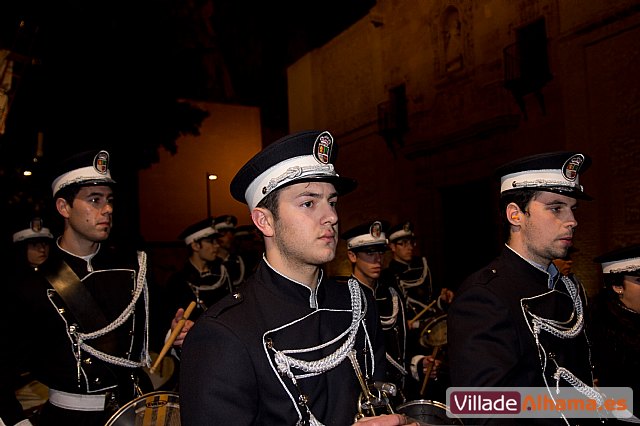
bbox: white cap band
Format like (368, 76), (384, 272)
(245, 155), (338, 210)
(500, 169), (581, 193)
(347, 233), (388, 250)
(52, 165), (115, 196)
(184, 228), (218, 245)
(601, 257), (640, 274)
(13, 227), (54, 243)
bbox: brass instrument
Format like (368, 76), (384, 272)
(347, 350), (396, 420)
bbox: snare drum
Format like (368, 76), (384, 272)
(419, 314), (447, 349)
(396, 399), (463, 425)
(104, 391), (180, 426)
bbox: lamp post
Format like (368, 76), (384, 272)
(206, 172), (218, 218)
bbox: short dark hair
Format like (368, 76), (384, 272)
(499, 189), (540, 242)
(55, 185), (84, 207)
(256, 188), (281, 220)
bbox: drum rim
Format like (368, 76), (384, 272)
(397, 399), (448, 410)
(104, 390), (180, 426)
(396, 399), (464, 423)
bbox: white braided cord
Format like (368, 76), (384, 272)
(273, 278), (365, 380)
(72, 251), (151, 368)
(379, 287), (400, 329)
(526, 274), (604, 415)
(530, 276), (583, 339)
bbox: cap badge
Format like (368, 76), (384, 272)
(562, 154), (585, 182)
(402, 222), (412, 233)
(370, 221), (382, 238)
(313, 131), (333, 164)
(30, 217), (43, 232)
(94, 151), (110, 175)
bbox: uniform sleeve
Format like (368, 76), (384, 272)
(0, 284), (28, 425)
(447, 284), (521, 387)
(179, 316), (258, 425)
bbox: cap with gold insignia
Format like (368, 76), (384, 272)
(213, 215), (238, 233)
(341, 220), (389, 253)
(51, 149), (116, 197)
(387, 221), (415, 243)
(496, 151), (592, 200)
(230, 130), (357, 210)
(178, 218), (221, 246)
(594, 244), (640, 276)
(13, 217), (54, 243)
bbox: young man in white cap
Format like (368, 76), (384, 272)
(165, 218), (229, 321)
(341, 221), (442, 405)
(448, 152), (599, 425)
(11, 216), (54, 272)
(0, 149), (190, 426)
(589, 244), (640, 421)
(381, 221), (454, 319)
(180, 130), (406, 425)
(212, 214), (247, 287)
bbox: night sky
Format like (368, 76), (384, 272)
(0, 0), (374, 244)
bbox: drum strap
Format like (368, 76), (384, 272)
(45, 260), (117, 353)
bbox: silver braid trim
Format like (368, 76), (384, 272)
(73, 251), (151, 368)
(380, 287), (400, 329)
(273, 278), (365, 379)
(267, 277), (373, 426)
(529, 276), (583, 339)
(524, 275), (604, 418)
(554, 367), (605, 407)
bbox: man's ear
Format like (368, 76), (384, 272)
(506, 202), (522, 226)
(252, 207), (274, 237)
(347, 250), (357, 263)
(56, 198), (71, 218)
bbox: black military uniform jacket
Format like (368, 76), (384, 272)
(589, 291), (640, 416)
(380, 257), (433, 316)
(447, 246), (595, 425)
(0, 243), (151, 425)
(165, 259), (232, 321)
(180, 260), (386, 425)
(222, 253), (246, 289)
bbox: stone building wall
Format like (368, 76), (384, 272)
(287, 0), (640, 293)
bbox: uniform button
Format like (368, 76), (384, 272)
(94, 377), (102, 384)
(129, 330), (134, 336)
(58, 308), (66, 314)
(491, 269), (496, 274)
(233, 292), (241, 299)
(83, 358), (92, 365)
(265, 337), (273, 349)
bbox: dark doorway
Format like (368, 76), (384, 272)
(439, 177), (501, 290)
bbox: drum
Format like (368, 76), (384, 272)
(419, 314), (447, 349)
(104, 391), (180, 426)
(396, 399), (463, 425)
(142, 352), (178, 391)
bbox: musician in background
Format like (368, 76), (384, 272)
(213, 214), (247, 288)
(165, 218), (231, 322)
(590, 244), (640, 422)
(11, 216), (54, 273)
(180, 130), (386, 425)
(0, 149), (190, 426)
(381, 221), (454, 321)
(341, 221), (440, 404)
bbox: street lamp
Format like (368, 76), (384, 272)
(206, 172), (218, 218)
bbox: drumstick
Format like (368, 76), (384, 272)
(407, 299), (438, 328)
(150, 301), (196, 374)
(419, 345), (440, 397)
